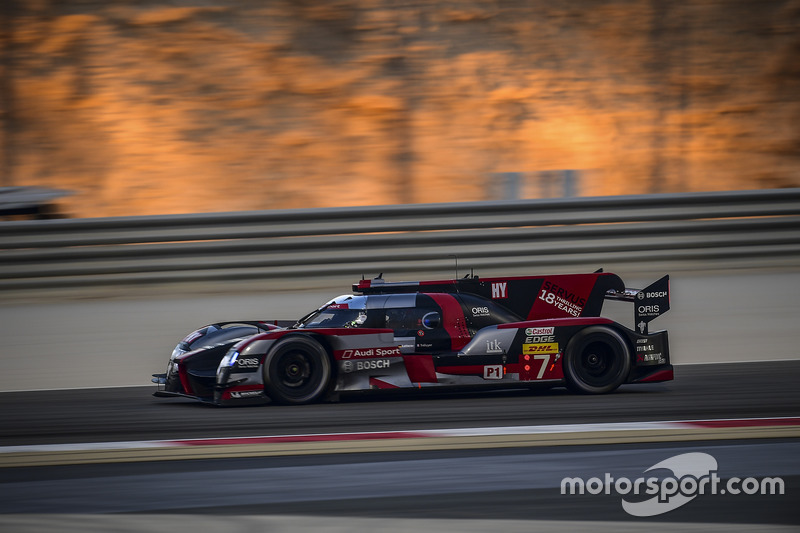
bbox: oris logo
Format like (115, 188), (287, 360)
(472, 306), (490, 317)
(236, 358), (260, 368)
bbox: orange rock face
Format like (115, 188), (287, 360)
(0, 1), (798, 217)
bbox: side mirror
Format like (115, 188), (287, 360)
(421, 312), (441, 329)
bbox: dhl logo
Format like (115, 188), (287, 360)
(522, 343), (559, 354)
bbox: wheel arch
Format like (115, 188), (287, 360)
(261, 333), (336, 404)
(297, 332), (338, 378)
(562, 323), (634, 394)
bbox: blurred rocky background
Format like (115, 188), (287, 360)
(0, 0), (798, 218)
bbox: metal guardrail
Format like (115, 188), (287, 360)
(1, 189), (799, 291)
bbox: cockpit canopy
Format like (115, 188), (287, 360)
(297, 292), (519, 334)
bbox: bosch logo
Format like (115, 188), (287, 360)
(645, 291), (668, 299)
(356, 359), (390, 371)
(637, 291), (645, 300)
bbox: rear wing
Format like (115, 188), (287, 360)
(605, 275), (670, 334)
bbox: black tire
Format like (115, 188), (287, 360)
(263, 336), (332, 404)
(563, 326), (631, 394)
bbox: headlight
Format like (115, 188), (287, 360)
(170, 345), (187, 360)
(220, 350), (240, 368)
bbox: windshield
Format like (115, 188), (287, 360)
(296, 295), (376, 329)
(299, 308), (369, 329)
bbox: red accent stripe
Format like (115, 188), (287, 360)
(304, 328), (395, 336)
(527, 274), (598, 320)
(238, 328), (395, 350)
(167, 431), (430, 446)
(682, 417), (800, 428)
(369, 378), (400, 389)
(436, 365), (486, 375)
(427, 293), (470, 351)
(402, 355), (437, 383)
(638, 369), (674, 382)
(498, 317), (614, 329)
(221, 384), (264, 401)
(177, 364), (194, 395)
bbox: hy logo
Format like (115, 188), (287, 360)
(491, 282), (508, 299)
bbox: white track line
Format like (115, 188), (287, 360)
(2, 417), (798, 455)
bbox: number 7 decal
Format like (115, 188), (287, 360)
(533, 354), (551, 379)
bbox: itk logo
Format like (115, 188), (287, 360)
(486, 339), (503, 354)
(561, 452), (785, 517)
(491, 282), (508, 299)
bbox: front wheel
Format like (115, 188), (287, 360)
(563, 326), (631, 394)
(263, 336), (332, 404)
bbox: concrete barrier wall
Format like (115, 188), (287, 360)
(1, 269), (798, 391)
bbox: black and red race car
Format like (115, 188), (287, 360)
(152, 270), (672, 405)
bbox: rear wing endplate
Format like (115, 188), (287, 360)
(605, 275), (670, 334)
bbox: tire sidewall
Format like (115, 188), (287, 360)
(563, 326), (631, 394)
(263, 336), (332, 404)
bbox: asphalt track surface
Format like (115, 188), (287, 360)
(1, 361), (799, 446)
(1, 440), (798, 524)
(1, 361), (798, 531)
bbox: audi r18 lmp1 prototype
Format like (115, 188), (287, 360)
(152, 270), (672, 405)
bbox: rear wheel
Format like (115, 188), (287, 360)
(263, 336), (332, 404)
(563, 326), (631, 394)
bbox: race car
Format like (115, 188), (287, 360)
(152, 270), (672, 405)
